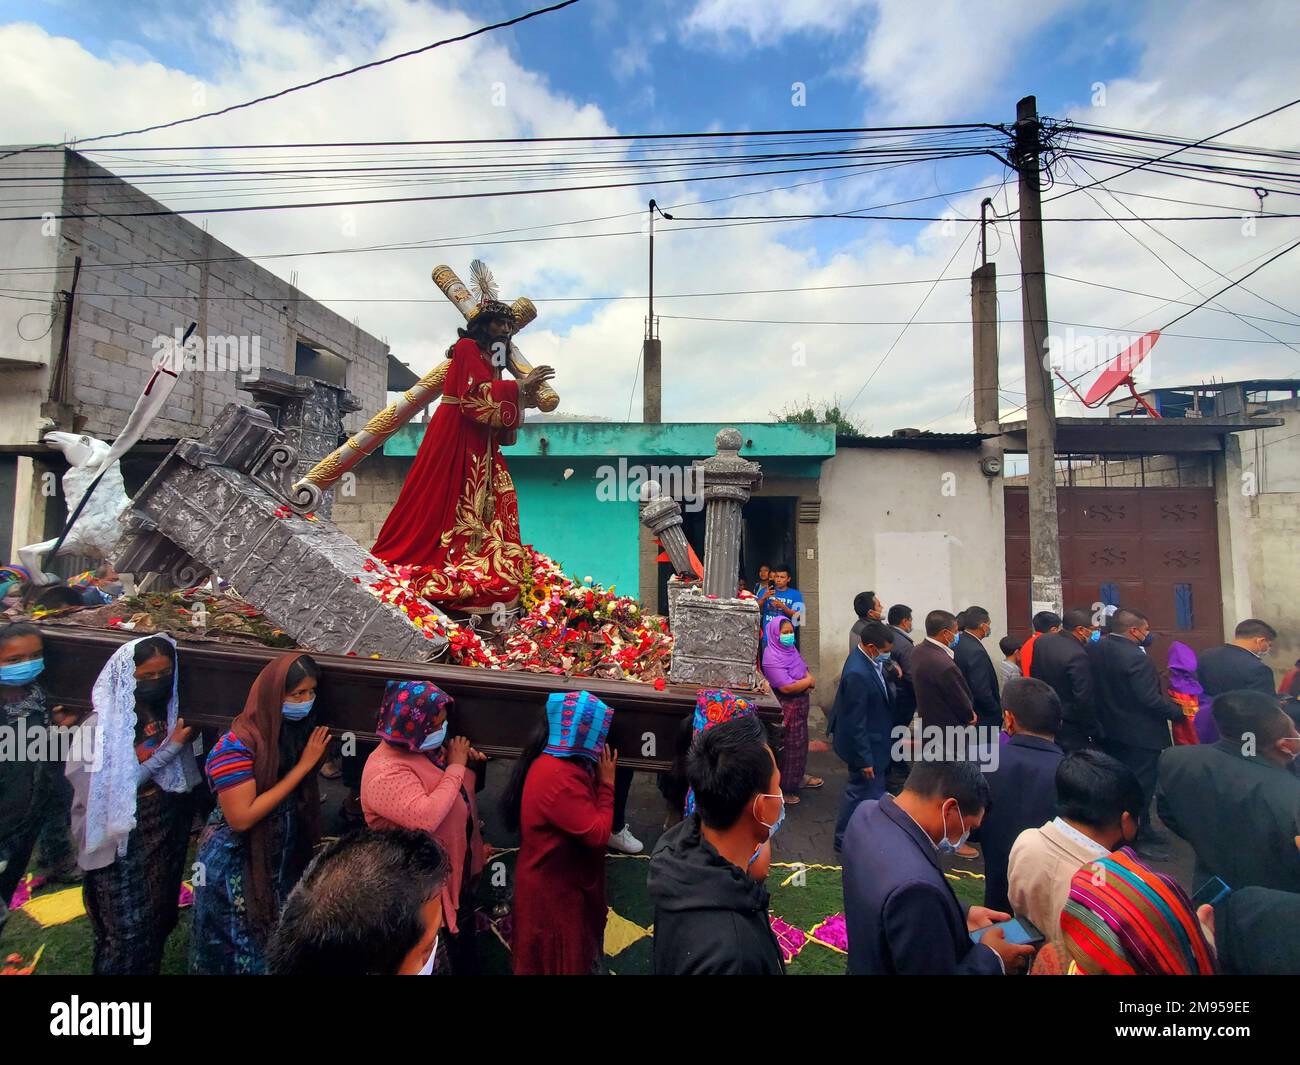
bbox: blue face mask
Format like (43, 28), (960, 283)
(950, 632), (961, 648)
(419, 723), (448, 751)
(778, 632), (796, 647)
(0, 657), (44, 686)
(282, 696), (314, 721)
(747, 793), (786, 868)
(935, 801), (971, 854)
(871, 652), (892, 667)
(1139, 632), (1156, 649)
(1089, 629), (1101, 643)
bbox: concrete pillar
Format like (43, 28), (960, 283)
(697, 428), (762, 599)
(642, 337), (662, 423)
(971, 262), (999, 433)
(638, 480), (694, 577)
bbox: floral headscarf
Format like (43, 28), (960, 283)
(684, 688), (758, 816)
(376, 679), (454, 753)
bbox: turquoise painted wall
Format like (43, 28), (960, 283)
(382, 421), (836, 593)
(514, 457), (641, 593)
(385, 420), (837, 459)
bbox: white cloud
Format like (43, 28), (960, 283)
(0, 0), (1297, 441)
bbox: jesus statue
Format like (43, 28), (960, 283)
(370, 278), (555, 613)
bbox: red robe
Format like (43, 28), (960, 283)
(371, 336), (529, 609)
(511, 754), (613, 975)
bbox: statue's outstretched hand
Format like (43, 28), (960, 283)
(521, 365), (555, 391)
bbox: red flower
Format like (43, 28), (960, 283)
(653, 678), (666, 691)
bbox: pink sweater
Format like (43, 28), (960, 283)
(360, 743), (486, 934)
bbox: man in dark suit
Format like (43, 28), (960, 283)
(848, 590), (883, 655)
(911, 609), (976, 731)
(953, 606), (1002, 727)
(1031, 606), (1101, 752)
(886, 604), (917, 725)
(842, 760), (1034, 975)
(1158, 690), (1300, 894)
(980, 678), (1064, 913)
(1089, 607), (1182, 844)
(1198, 619), (1279, 698)
(830, 621), (895, 851)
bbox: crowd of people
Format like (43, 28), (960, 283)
(2, 579), (1298, 976)
(827, 593), (1300, 974)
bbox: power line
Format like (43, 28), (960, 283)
(0, 154), (993, 222)
(1037, 96), (1300, 207)
(844, 217), (982, 412)
(1062, 156), (1300, 355)
(0, 174), (1013, 275)
(0, 0), (584, 162)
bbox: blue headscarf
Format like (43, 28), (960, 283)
(544, 690), (613, 761)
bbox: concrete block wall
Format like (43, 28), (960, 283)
(330, 453), (410, 548)
(57, 152), (389, 443)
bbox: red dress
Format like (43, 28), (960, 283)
(371, 336), (528, 609)
(511, 754), (614, 975)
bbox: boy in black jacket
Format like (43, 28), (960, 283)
(648, 714), (785, 975)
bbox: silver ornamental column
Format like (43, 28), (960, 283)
(697, 428), (762, 599)
(638, 480), (695, 577)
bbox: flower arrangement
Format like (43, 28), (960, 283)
(362, 545), (672, 682)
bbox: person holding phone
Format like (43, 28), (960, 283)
(841, 760), (1035, 975)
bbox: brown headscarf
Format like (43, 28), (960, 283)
(230, 651), (322, 936)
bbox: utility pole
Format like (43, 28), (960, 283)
(1014, 95), (1063, 617)
(643, 199), (671, 423)
(971, 198), (999, 433)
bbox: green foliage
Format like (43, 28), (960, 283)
(773, 396), (867, 438)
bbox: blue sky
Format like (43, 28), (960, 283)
(2, 0), (1297, 430)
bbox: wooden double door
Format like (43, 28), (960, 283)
(1005, 485), (1223, 665)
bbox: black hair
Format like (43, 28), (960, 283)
(998, 635), (1022, 658)
(925, 609), (957, 637)
(771, 564), (790, 576)
(267, 828), (449, 976)
(658, 712), (695, 815)
(0, 621), (42, 652)
(1032, 611), (1063, 633)
(686, 715), (775, 830)
(1235, 618), (1278, 641)
(501, 714), (550, 833)
(1062, 607), (1093, 630)
(1055, 750), (1143, 828)
(853, 591), (878, 620)
(903, 760), (990, 816)
(132, 635), (176, 668)
(858, 620), (894, 650)
(887, 604), (911, 626)
(1211, 689), (1290, 746)
(954, 609), (967, 629)
(30, 584), (83, 611)
(1002, 676), (1062, 735)
(1109, 607), (1146, 633)
(285, 653), (321, 693)
(277, 655), (321, 780)
(962, 606), (990, 630)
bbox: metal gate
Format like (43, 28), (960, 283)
(1005, 486), (1223, 663)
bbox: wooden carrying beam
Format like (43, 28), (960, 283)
(38, 626), (781, 772)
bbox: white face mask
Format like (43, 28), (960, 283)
(416, 935), (439, 976)
(934, 801), (970, 854)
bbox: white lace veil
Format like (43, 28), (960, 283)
(84, 633), (194, 860)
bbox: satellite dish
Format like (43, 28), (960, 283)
(1056, 329), (1162, 417)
